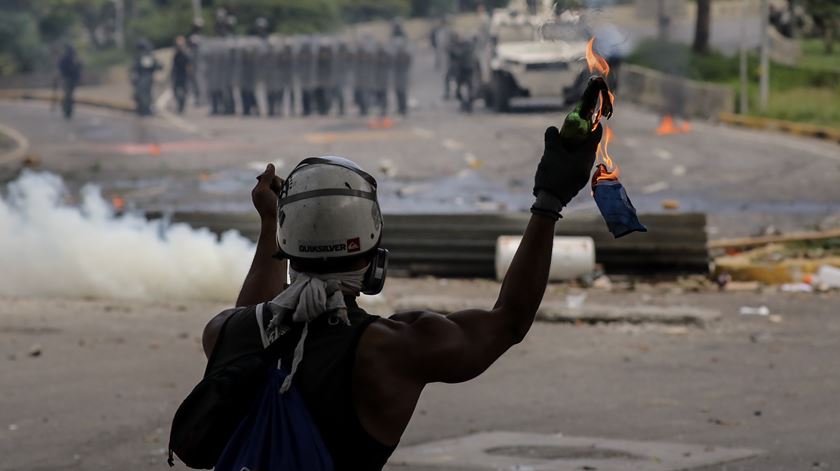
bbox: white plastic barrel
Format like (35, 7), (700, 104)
(495, 236), (595, 281)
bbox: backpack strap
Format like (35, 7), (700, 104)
(255, 302), (297, 362)
(255, 303), (271, 348)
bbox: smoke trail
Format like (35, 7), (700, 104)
(0, 172), (254, 302)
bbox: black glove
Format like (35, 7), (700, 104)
(531, 124), (602, 220)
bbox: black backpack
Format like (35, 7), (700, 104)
(168, 303), (295, 468)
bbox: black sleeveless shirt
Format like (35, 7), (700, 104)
(212, 298), (397, 471)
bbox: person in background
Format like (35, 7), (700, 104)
(172, 36), (192, 114)
(187, 19), (205, 106)
(131, 39), (162, 116)
(332, 40), (354, 117)
(239, 38), (261, 117)
(353, 36), (376, 117)
(372, 43), (392, 118)
(392, 38), (412, 116)
(57, 44), (82, 119)
(296, 38), (316, 117)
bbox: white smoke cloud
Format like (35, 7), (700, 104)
(0, 171), (254, 302)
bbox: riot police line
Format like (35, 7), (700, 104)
(179, 34), (413, 119)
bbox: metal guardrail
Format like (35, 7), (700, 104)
(147, 211), (710, 277)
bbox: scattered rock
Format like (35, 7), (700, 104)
(28, 344), (42, 357)
(592, 275), (613, 290)
(739, 305), (770, 316)
(661, 199), (680, 210)
(8, 424), (18, 431)
(725, 281), (761, 292)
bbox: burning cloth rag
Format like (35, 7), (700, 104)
(593, 180), (647, 238)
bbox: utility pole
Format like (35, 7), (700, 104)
(657, 0), (671, 41)
(191, 0), (202, 22)
(759, 0), (770, 111)
(113, 0), (125, 49)
(739, 0), (749, 113)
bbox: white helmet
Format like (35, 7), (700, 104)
(277, 157), (383, 260)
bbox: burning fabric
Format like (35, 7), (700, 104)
(560, 38), (646, 238)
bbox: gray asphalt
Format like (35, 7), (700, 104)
(4, 39), (838, 238)
(1, 285), (838, 471)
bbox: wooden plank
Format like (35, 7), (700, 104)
(708, 228), (840, 250)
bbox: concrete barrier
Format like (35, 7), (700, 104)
(635, 0), (762, 21)
(146, 211), (711, 276)
(719, 112), (840, 144)
(618, 64), (734, 118)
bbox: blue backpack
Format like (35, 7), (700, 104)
(215, 303), (333, 471)
(169, 303), (333, 470)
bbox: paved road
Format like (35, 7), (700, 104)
(1, 284), (838, 471)
(2, 41), (839, 238)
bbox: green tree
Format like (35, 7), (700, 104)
(803, 0), (840, 53)
(693, 0), (711, 53)
(224, 0), (341, 34)
(341, 0), (410, 22)
(0, 12), (46, 74)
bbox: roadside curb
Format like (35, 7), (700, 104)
(719, 112), (840, 144)
(0, 89), (135, 113)
(394, 296), (720, 326)
(0, 122), (30, 166)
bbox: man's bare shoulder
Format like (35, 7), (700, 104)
(361, 311), (464, 361)
(201, 307), (241, 357)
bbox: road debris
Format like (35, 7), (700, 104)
(739, 306), (770, 316)
(28, 344), (42, 357)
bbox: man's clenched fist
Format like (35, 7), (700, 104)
(533, 124), (602, 211)
(252, 163), (284, 224)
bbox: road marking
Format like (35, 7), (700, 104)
(464, 152), (482, 169)
(391, 431), (763, 470)
(442, 138), (464, 150)
(411, 127), (435, 138)
(155, 89), (204, 135)
(303, 130), (418, 144)
(0, 122), (31, 165)
(641, 181), (670, 194)
(654, 148), (673, 160)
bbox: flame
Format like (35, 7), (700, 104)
(585, 38), (621, 184)
(586, 37), (614, 130)
(595, 126), (620, 182)
(111, 196), (125, 211)
(586, 38), (610, 77)
(656, 115), (693, 135)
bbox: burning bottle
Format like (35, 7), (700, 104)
(590, 128), (647, 238)
(562, 37), (646, 238)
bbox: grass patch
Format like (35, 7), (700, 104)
(82, 48), (130, 72)
(626, 39), (840, 128)
(799, 38), (840, 73)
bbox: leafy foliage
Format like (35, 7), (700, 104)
(0, 12), (47, 74)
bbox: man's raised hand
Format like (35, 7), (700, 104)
(252, 164), (283, 223)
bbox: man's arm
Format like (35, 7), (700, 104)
(202, 164), (286, 358)
(236, 163), (287, 307)
(384, 126), (601, 384)
(387, 213), (555, 384)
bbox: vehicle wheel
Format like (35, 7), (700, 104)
(483, 84), (495, 108)
(492, 74), (510, 113)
